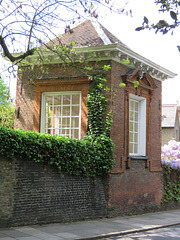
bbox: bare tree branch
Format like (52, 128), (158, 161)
(0, 0), (128, 63)
(0, 35), (35, 62)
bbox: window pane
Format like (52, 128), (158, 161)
(129, 132), (133, 142)
(62, 106), (70, 116)
(46, 96), (53, 105)
(135, 122), (138, 132)
(55, 128), (60, 135)
(134, 144), (138, 154)
(129, 143), (133, 154)
(135, 102), (138, 111)
(134, 133), (138, 143)
(63, 95), (70, 105)
(62, 118), (70, 128)
(72, 106), (79, 116)
(130, 111), (134, 121)
(135, 112), (138, 122)
(54, 107), (61, 117)
(130, 100), (134, 110)
(47, 117), (51, 129)
(72, 94), (80, 104)
(129, 122), (133, 132)
(54, 95), (61, 105)
(48, 129), (52, 134)
(71, 129), (79, 139)
(71, 117), (79, 128)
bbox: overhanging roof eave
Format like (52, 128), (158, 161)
(14, 43), (177, 81)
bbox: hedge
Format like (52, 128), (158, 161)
(0, 127), (114, 177)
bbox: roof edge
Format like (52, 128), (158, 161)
(14, 43), (177, 81)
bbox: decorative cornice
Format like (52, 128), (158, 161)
(20, 43), (177, 81)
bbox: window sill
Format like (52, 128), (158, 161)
(127, 155), (149, 169)
(128, 155), (149, 160)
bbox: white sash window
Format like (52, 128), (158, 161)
(40, 92), (81, 139)
(129, 94), (146, 156)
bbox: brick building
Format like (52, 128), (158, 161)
(14, 20), (176, 216)
(162, 104), (180, 146)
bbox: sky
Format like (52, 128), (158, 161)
(1, 0), (180, 104)
(100, 0), (180, 104)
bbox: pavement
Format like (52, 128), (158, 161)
(0, 209), (180, 240)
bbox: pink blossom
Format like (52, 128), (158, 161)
(161, 140), (180, 169)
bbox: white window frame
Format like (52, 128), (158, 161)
(40, 91), (81, 139)
(129, 94), (146, 156)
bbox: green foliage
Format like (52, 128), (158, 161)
(0, 104), (15, 128)
(122, 59), (130, 65)
(0, 127), (114, 177)
(0, 78), (10, 106)
(133, 80), (140, 88)
(119, 82), (126, 87)
(136, 0), (180, 50)
(162, 165), (180, 203)
(86, 65), (113, 136)
(0, 78), (15, 129)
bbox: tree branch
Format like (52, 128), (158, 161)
(0, 35), (35, 62)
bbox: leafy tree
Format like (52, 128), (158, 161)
(0, 0), (127, 64)
(136, 0), (180, 51)
(0, 78), (10, 106)
(0, 78), (15, 128)
(0, 104), (15, 129)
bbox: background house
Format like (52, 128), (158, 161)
(13, 20), (176, 221)
(162, 104), (180, 146)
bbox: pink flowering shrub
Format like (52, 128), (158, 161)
(161, 140), (180, 169)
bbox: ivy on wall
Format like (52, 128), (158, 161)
(86, 65), (113, 137)
(0, 127), (114, 177)
(0, 64), (115, 177)
(162, 165), (180, 203)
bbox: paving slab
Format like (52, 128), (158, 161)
(0, 209), (180, 240)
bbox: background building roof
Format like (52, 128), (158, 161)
(162, 104), (178, 127)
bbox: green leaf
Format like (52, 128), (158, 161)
(170, 11), (177, 20)
(144, 16), (149, 24)
(122, 59), (130, 65)
(135, 27), (144, 31)
(119, 83), (126, 87)
(71, 41), (76, 46)
(134, 80), (139, 88)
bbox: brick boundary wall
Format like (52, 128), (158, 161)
(0, 156), (107, 227)
(107, 159), (163, 217)
(161, 168), (180, 210)
(1, 155), (179, 228)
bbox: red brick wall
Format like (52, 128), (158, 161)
(14, 70), (35, 131)
(150, 79), (162, 169)
(107, 160), (162, 216)
(14, 64), (90, 138)
(14, 60), (163, 216)
(106, 61), (162, 216)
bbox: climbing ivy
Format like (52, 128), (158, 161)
(162, 165), (180, 203)
(86, 65), (113, 137)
